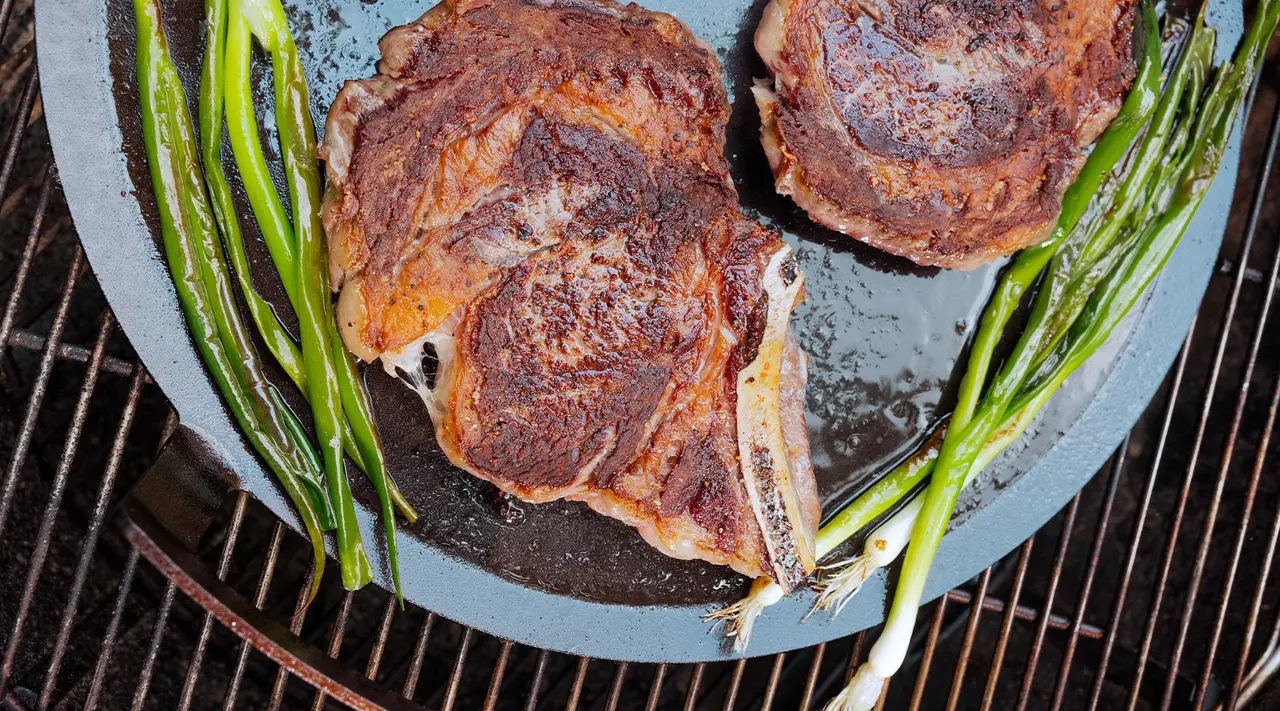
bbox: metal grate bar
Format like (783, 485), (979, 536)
(40, 362), (147, 708)
(1017, 493), (1082, 710)
(0, 241), (81, 540)
(944, 566), (990, 711)
(1050, 441), (1128, 711)
(131, 581), (176, 711)
(980, 539), (1034, 711)
(844, 630), (866, 683)
(439, 624), (473, 711)
(908, 595), (947, 711)
(525, 648), (551, 711)
(268, 570), (314, 711)
(401, 611), (436, 701)
(178, 492), (250, 711)
(1087, 321), (1196, 711)
(6, 326), (138, 376)
(0, 167), (53, 366)
(758, 654), (784, 711)
(223, 521), (286, 710)
(85, 547), (141, 711)
(367, 597), (399, 681)
(0, 0), (18, 51)
(722, 658), (746, 711)
(563, 656), (590, 711)
(941, 576), (1105, 633)
(0, 309), (111, 689)
(604, 661), (628, 711)
(0, 68), (38, 204)
(1169, 92), (1280, 711)
(797, 642), (825, 711)
(309, 590), (356, 711)
(644, 662), (666, 711)
(682, 662), (705, 711)
(483, 639), (514, 711)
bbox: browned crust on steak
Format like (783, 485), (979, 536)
(754, 0), (1136, 269)
(321, 0), (820, 586)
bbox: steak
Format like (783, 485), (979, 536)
(320, 0), (820, 589)
(754, 0), (1137, 269)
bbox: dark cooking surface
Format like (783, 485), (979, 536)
(39, 0), (1241, 660)
(300, 0), (999, 506)
(105, 0), (1011, 604)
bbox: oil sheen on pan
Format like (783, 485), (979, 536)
(263, 0), (1006, 603)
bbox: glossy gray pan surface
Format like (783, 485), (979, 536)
(35, 0), (1242, 661)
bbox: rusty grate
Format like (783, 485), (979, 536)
(4, 1), (1280, 708)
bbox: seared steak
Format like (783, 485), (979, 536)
(321, 0), (820, 589)
(754, 0), (1137, 269)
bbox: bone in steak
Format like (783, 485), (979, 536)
(320, 0), (820, 589)
(754, 0), (1137, 269)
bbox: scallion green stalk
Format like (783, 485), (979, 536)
(228, 0), (373, 590)
(132, 0), (327, 605)
(224, 0), (416, 596)
(949, 0), (1165, 431)
(828, 1), (1278, 705)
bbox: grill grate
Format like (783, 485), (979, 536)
(4, 1), (1280, 708)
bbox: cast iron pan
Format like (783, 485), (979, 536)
(34, 0), (1243, 662)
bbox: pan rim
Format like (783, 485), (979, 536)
(33, 0), (1243, 662)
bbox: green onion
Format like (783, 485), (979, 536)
(1031, 21), (1216, 367)
(814, 427), (943, 561)
(227, 0), (373, 591)
(220, 0), (420, 598)
(810, 387), (1053, 613)
(828, 0), (1277, 705)
(706, 385), (1059, 648)
(131, 0), (327, 605)
(950, 0), (1165, 432)
(196, 0), (333, 532)
(223, 10), (295, 293)
(199, 0), (304, 393)
(200, 0), (413, 517)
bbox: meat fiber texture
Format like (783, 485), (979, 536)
(755, 0), (1137, 269)
(321, 0), (820, 589)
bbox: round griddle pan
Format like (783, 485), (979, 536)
(33, 0), (1244, 662)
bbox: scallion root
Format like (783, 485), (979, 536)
(702, 577), (783, 651)
(812, 556), (874, 616)
(823, 664), (886, 711)
(813, 496), (921, 617)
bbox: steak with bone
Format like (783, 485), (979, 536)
(754, 0), (1137, 269)
(320, 0), (820, 589)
